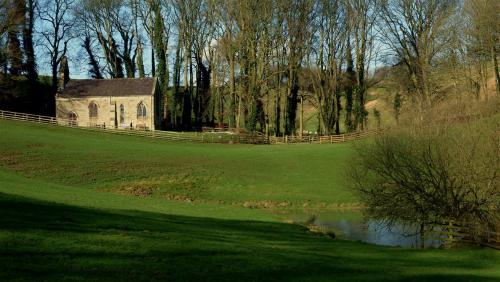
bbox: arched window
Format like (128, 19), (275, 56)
(89, 102), (98, 118)
(68, 112), (78, 126)
(119, 104), (125, 124)
(137, 102), (147, 118)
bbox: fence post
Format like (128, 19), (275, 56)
(343, 134), (345, 142)
(331, 135), (333, 144)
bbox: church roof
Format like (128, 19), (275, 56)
(57, 77), (157, 98)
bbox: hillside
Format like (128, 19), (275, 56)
(0, 119), (499, 281)
(0, 119), (357, 212)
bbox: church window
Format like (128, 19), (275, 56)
(120, 104), (125, 124)
(137, 102), (147, 118)
(68, 112), (77, 126)
(89, 102), (98, 118)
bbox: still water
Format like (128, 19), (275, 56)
(315, 217), (443, 248)
(290, 211), (443, 248)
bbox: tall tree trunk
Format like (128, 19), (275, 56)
(228, 54), (236, 128)
(355, 50), (366, 130)
(285, 68), (299, 135)
(419, 222), (426, 249)
(493, 45), (500, 96)
(275, 89), (281, 136)
(345, 40), (355, 132)
(182, 44), (192, 130)
(136, 40), (145, 78)
(153, 7), (168, 128)
(172, 40), (182, 129)
(194, 53), (202, 127)
(24, 0), (37, 83)
(7, 0), (23, 76)
(335, 91), (341, 135)
(151, 48), (155, 77)
(51, 61), (58, 92)
(83, 36), (103, 79)
(274, 41), (282, 136)
(299, 95), (304, 138)
(7, 30), (22, 76)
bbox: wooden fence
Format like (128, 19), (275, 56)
(0, 110), (381, 145)
(429, 221), (500, 249)
(0, 110), (267, 144)
(269, 129), (382, 144)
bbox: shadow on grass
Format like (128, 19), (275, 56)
(0, 193), (498, 282)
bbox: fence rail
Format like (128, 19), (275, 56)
(0, 110), (381, 145)
(429, 221), (500, 249)
(269, 129), (383, 144)
(0, 110), (267, 144)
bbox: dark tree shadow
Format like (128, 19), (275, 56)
(0, 193), (498, 282)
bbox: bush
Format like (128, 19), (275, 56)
(346, 98), (500, 247)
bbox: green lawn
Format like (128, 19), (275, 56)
(0, 119), (356, 209)
(0, 120), (499, 281)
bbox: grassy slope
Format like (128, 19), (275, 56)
(0, 120), (499, 281)
(0, 120), (355, 207)
(302, 87), (398, 134)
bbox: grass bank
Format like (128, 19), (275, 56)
(0, 119), (356, 210)
(0, 119), (498, 281)
(0, 187), (498, 282)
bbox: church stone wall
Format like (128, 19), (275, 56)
(56, 95), (155, 130)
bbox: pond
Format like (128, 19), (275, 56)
(315, 217), (443, 248)
(289, 211), (443, 248)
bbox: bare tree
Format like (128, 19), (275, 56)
(79, 0), (139, 78)
(210, 0), (238, 128)
(283, 0), (313, 135)
(38, 0), (75, 91)
(345, 0), (379, 130)
(172, 0), (209, 129)
(464, 0), (500, 97)
(347, 100), (500, 248)
(306, 0), (345, 135)
(379, 0), (457, 110)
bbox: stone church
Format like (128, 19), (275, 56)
(56, 77), (161, 130)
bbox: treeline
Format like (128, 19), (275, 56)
(0, 0), (498, 133)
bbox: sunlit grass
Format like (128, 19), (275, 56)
(0, 119), (498, 281)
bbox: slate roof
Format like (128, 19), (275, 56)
(57, 78), (157, 98)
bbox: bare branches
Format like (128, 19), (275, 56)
(378, 0), (457, 107)
(347, 100), (500, 245)
(37, 0), (75, 90)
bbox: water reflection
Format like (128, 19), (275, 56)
(315, 217), (443, 248)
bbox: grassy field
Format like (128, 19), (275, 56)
(0, 119), (499, 281)
(0, 119), (356, 209)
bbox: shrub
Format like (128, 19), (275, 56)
(347, 98), (499, 247)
